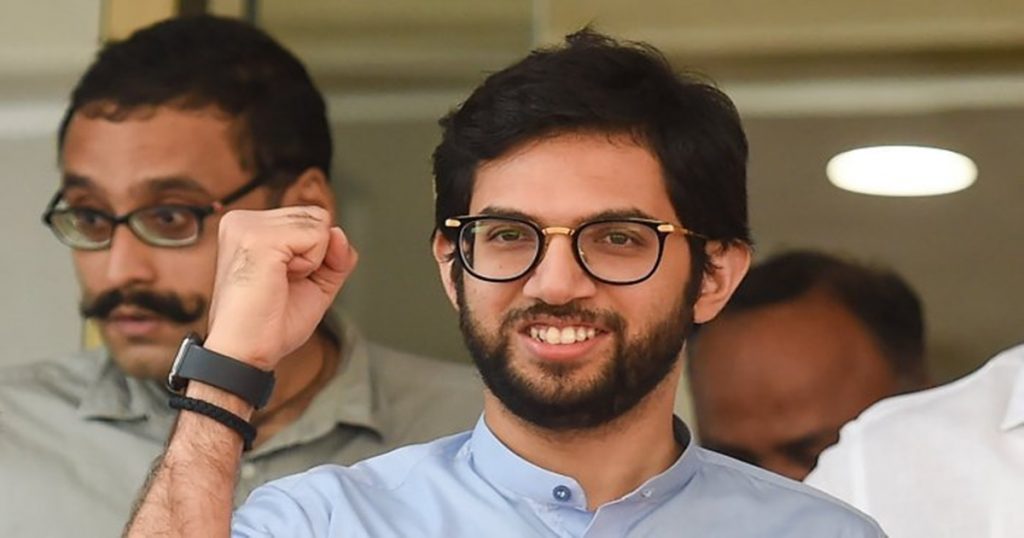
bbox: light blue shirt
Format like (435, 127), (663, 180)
(234, 416), (884, 537)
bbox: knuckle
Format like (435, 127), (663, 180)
(218, 210), (252, 240)
(284, 206), (329, 230)
(220, 211), (267, 250)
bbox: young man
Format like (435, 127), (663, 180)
(689, 250), (930, 480)
(0, 16), (480, 537)
(126, 31), (885, 537)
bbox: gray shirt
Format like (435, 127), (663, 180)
(0, 316), (483, 537)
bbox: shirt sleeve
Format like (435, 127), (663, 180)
(232, 483), (319, 538)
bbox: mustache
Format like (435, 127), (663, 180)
(501, 301), (625, 333)
(79, 288), (206, 324)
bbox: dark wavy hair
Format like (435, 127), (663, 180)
(432, 28), (751, 283)
(57, 15), (332, 193)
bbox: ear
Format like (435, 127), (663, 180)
(276, 168), (336, 218)
(692, 241), (751, 324)
(432, 231), (460, 311)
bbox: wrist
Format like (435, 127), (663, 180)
(203, 332), (275, 372)
(169, 394), (257, 451)
(184, 381), (254, 420)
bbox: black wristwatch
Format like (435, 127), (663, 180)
(167, 333), (276, 410)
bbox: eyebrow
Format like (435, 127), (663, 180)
(701, 425), (838, 464)
(477, 206), (659, 225)
(61, 172), (213, 199)
(776, 428), (839, 459)
(61, 172), (100, 193)
(699, 440), (760, 466)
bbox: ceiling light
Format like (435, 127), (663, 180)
(826, 145), (977, 196)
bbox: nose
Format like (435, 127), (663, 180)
(521, 234), (597, 305)
(104, 224), (158, 288)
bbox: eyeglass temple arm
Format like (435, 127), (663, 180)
(213, 174), (269, 212)
(658, 223), (710, 241)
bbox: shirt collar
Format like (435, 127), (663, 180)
(467, 414), (699, 511)
(252, 313), (386, 456)
(76, 311), (385, 450)
(1000, 348), (1024, 431)
(76, 351), (177, 438)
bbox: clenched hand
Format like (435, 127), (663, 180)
(204, 207), (358, 371)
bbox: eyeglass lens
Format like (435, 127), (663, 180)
(48, 206), (202, 249)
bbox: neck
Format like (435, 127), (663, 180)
(484, 366), (684, 510)
(249, 326), (339, 446)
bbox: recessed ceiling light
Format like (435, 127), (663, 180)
(826, 145), (977, 196)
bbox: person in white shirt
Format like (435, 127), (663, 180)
(806, 343), (1024, 537)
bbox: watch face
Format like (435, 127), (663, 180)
(166, 333), (198, 391)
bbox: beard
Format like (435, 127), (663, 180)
(456, 271), (699, 432)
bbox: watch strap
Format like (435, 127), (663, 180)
(176, 340), (275, 409)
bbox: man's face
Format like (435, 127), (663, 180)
(689, 290), (900, 480)
(60, 106), (269, 380)
(439, 133), (704, 431)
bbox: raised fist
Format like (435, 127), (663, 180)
(204, 206), (358, 371)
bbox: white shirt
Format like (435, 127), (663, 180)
(805, 343), (1024, 538)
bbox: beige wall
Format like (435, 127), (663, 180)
(0, 1), (103, 366)
(2, 2), (1024, 388)
(331, 118), (469, 364)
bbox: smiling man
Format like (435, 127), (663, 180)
(125, 30), (885, 537)
(0, 16), (480, 537)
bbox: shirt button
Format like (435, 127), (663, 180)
(240, 463), (256, 480)
(552, 485), (572, 502)
(641, 489), (653, 498)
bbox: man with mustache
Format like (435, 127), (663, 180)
(125, 30), (884, 537)
(0, 15), (480, 537)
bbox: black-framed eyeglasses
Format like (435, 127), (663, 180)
(444, 215), (708, 285)
(41, 175), (266, 250)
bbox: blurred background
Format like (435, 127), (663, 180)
(2, 0), (1023, 383)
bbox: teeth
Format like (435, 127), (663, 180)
(530, 325), (599, 345)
